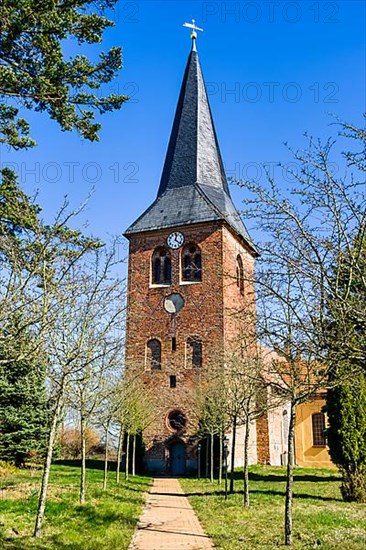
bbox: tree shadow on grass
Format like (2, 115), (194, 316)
(54, 460), (150, 480)
(168, 487), (341, 503)
(247, 472), (339, 483)
(3, 532), (132, 550)
(2, 506), (138, 550)
(209, 470), (338, 484)
(98, 492), (143, 506)
(72, 503), (137, 527)
(248, 488), (341, 502)
(2, 538), (85, 550)
(55, 459), (114, 471)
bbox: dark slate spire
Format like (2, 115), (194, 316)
(157, 46), (229, 196)
(125, 42), (256, 254)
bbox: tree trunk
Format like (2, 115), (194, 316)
(103, 420), (110, 491)
(116, 424), (124, 484)
(132, 433), (136, 476)
(80, 416), (86, 504)
(243, 418), (251, 507)
(210, 431), (214, 483)
(33, 388), (64, 537)
(229, 414), (237, 493)
(205, 435), (209, 478)
(284, 401), (297, 546)
(125, 432), (130, 480)
(218, 430), (223, 485)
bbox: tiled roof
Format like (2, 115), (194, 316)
(125, 44), (255, 253)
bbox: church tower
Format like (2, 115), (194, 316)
(124, 36), (258, 473)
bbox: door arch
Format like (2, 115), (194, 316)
(170, 441), (186, 476)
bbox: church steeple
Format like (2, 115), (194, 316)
(124, 31), (262, 476)
(157, 45), (229, 197)
(125, 42), (255, 254)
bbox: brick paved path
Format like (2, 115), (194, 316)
(129, 478), (214, 550)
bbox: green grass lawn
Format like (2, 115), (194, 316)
(181, 466), (366, 550)
(0, 462), (151, 549)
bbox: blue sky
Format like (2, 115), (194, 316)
(1, 1), (365, 257)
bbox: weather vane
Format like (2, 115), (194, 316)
(183, 19), (203, 49)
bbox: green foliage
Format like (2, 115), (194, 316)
(0, 328), (50, 467)
(325, 233), (366, 502)
(0, 0), (126, 147)
(0, 105), (35, 149)
(0, 168), (40, 237)
(326, 376), (366, 502)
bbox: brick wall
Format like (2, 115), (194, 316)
(256, 414), (271, 464)
(125, 222), (225, 464)
(125, 221), (265, 469)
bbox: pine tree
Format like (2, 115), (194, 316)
(0, 328), (49, 466)
(1, 0), (126, 149)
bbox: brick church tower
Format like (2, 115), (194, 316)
(124, 37), (258, 473)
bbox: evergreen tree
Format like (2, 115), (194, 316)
(326, 232), (366, 502)
(1, 0), (126, 149)
(326, 374), (366, 502)
(0, 328), (49, 466)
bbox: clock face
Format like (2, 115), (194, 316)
(167, 231), (184, 249)
(164, 293), (185, 314)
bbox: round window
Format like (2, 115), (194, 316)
(167, 410), (187, 432)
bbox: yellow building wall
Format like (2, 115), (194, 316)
(295, 396), (335, 468)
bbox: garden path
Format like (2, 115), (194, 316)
(129, 477), (214, 550)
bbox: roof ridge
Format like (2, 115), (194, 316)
(196, 183), (257, 253)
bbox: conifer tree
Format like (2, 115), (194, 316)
(0, 327), (49, 466)
(1, 0), (126, 149)
(326, 374), (366, 502)
(326, 233), (366, 502)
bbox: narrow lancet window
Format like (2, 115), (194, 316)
(187, 336), (202, 368)
(147, 338), (161, 370)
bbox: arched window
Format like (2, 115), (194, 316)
(236, 255), (244, 295)
(187, 336), (202, 368)
(152, 247), (171, 285)
(147, 339), (161, 370)
(182, 244), (202, 282)
(312, 412), (326, 446)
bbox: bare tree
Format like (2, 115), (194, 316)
(0, 198), (97, 369)
(195, 367), (229, 483)
(99, 394), (115, 491)
(237, 119), (365, 544)
(119, 371), (155, 479)
(66, 257), (125, 503)
(33, 242), (125, 536)
(225, 348), (284, 506)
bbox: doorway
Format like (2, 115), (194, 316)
(170, 441), (186, 476)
